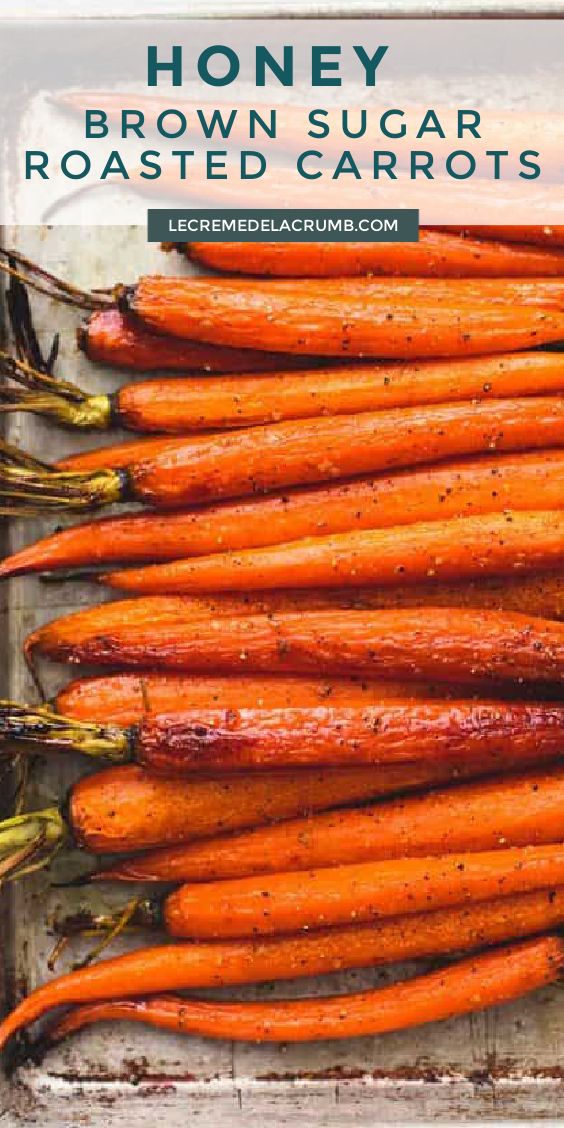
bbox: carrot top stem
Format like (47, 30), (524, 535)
(0, 808), (66, 881)
(0, 441), (124, 515)
(0, 351), (111, 429)
(51, 896), (162, 941)
(0, 248), (115, 311)
(0, 702), (131, 763)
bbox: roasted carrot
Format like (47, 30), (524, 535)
(124, 278), (564, 357)
(57, 434), (188, 473)
(7, 396), (564, 513)
(162, 844), (564, 938)
(52, 396), (564, 501)
(72, 759), (535, 853)
(26, 606), (564, 685)
(56, 673), (465, 726)
(96, 766), (564, 882)
(12, 350), (564, 434)
(104, 510), (564, 594)
(4, 897), (564, 1051)
(437, 226), (564, 248)
(42, 936), (564, 1047)
(186, 237), (564, 278)
(43, 935), (564, 1047)
(4, 451), (563, 577)
(99, 767), (564, 884)
(132, 699), (564, 775)
(5, 698), (561, 774)
(80, 309), (323, 373)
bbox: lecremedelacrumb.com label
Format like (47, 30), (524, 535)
(148, 209), (419, 243)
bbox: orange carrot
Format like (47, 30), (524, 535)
(437, 226), (564, 248)
(42, 936), (564, 1046)
(4, 450), (563, 577)
(27, 606), (564, 685)
(186, 237), (564, 278)
(163, 844), (564, 938)
(133, 699), (564, 775)
(70, 761), (504, 854)
(124, 278), (564, 357)
(8, 397), (564, 513)
(14, 452), (564, 577)
(104, 510), (564, 594)
(97, 767), (564, 883)
(56, 673), (463, 726)
(6, 698), (561, 775)
(58, 396), (564, 500)
(111, 350), (564, 431)
(3, 895), (564, 1050)
(80, 309), (323, 373)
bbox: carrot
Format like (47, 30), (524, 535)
(80, 309), (323, 373)
(58, 434), (188, 473)
(437, 226), (564, 248)
(163, 844), (564, 938)
(56, 673), (467, 726)
(3, 897), (564, 1051)
(42, 936), (564, 1047)
(132, 699), (564, 774)
(186, 237), (564, 278)
(97, 767), (564, 884)
(124, 278), (564, 357)
(4, 451), (563, 578)
(104, 510), (564, 594)
(57, 396), (564, 501)
(110, 350), (564, 432)
(26, 606), (564, 685)
(71, 760), (514, 853)
(17, 349), (564, 435)
(6, 697), (562, 775)
(7, 397), (564, 513)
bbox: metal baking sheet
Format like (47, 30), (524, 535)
(2, 224), (564, 1125)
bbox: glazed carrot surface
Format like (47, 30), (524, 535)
(437, 226), (564, 248)
(114, 352), (564, 433)
(70, 761), (491, 854)
(58, 396), (564, 505)
(134, 699), (564, 774)
(44, 936), (564, 1046)
(3, 895), (564, 1050)
(99, 767), (564, 883)
(104, 510), (564, 594)
(163, 844), (564, 938)
(57, 672), (457, 726)
(186, 235), (564, 277)
(6, 451), (564, 578)
(81, 309), (322, 373)
(126, 278), (564, 357)
(29, 606), (564, 685)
